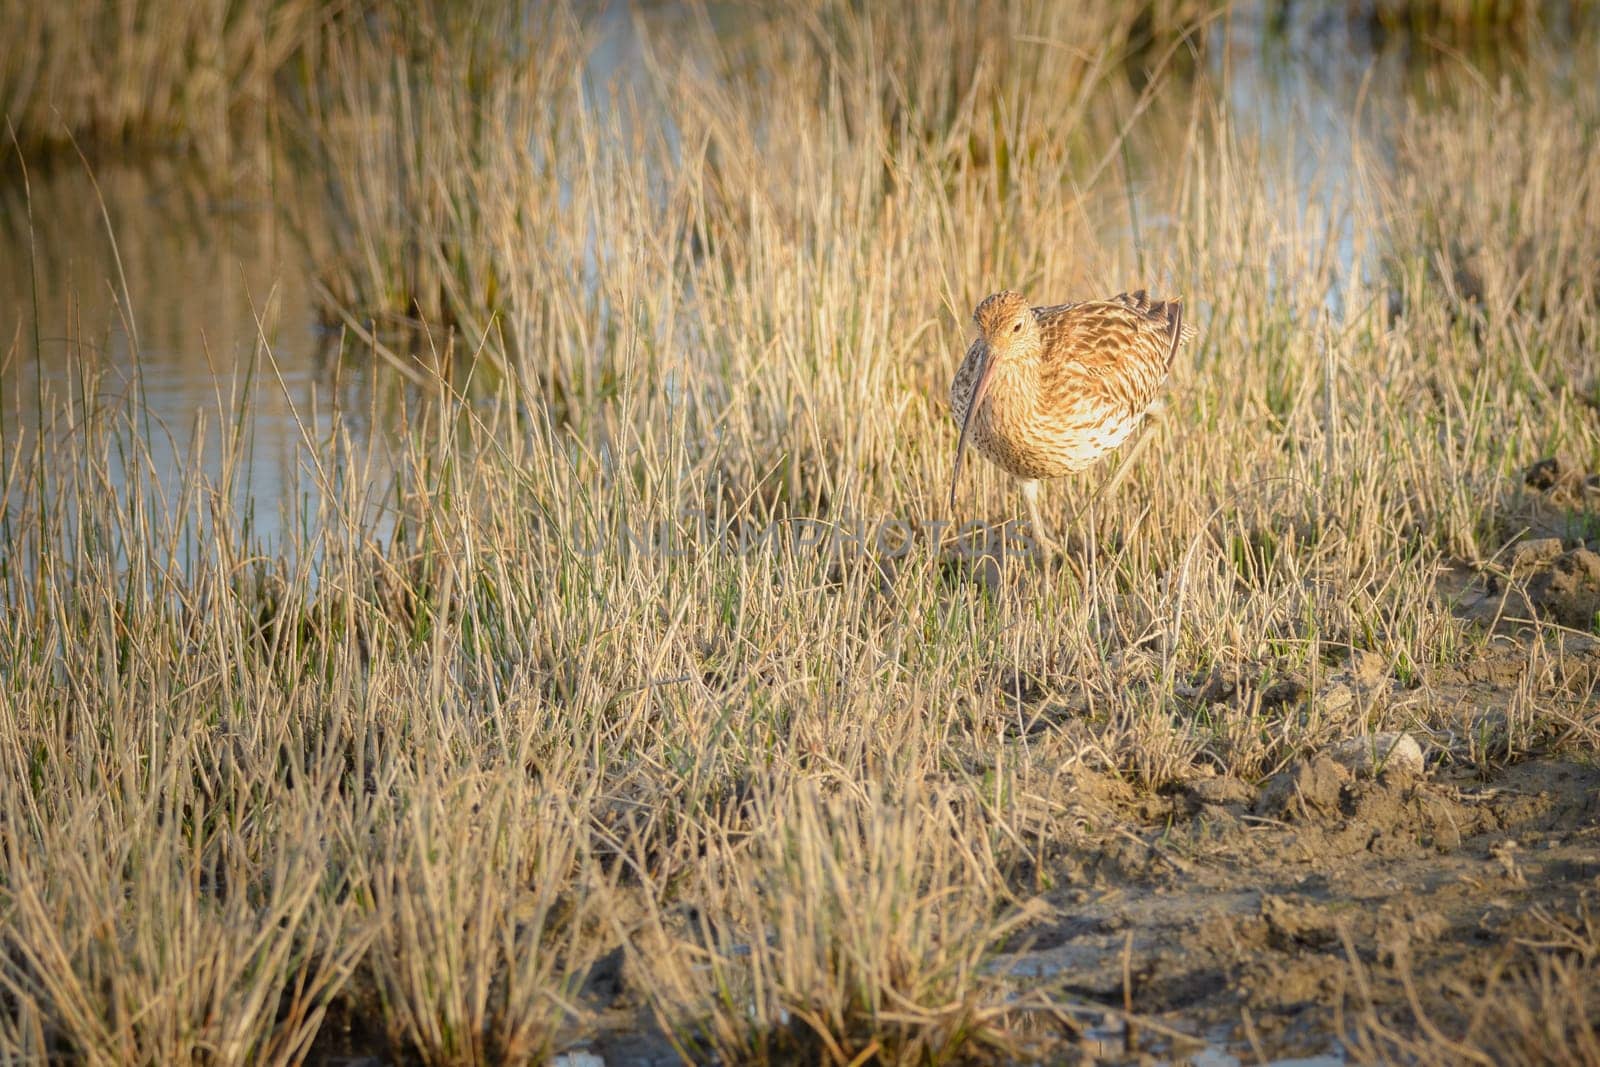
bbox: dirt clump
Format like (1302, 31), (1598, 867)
(1253, 756), (1350, 821)
(1526, 546), (1600, 629)
(1261, 895), (1340, 950)
(1523, 454), (1600, 502)
(1374, 902), (1449, 965)
(1506, 535), (1564, 572)
(1524, 455), (1570, 491)
(1180, 664), (1308, 712)
(1178, 773), (1255, 810)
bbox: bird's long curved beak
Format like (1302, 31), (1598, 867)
(949, 350), (999, 511)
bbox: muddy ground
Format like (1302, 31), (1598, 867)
(1000, 749), (1600, 1062)
(553, 649), (1600, 1064)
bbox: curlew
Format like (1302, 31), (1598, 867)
(948, 289), (1195, 549)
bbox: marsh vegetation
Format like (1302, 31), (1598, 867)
(2, 1), (1599, 1063)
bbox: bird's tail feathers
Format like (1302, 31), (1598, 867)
(1113, 290), (1197, 357)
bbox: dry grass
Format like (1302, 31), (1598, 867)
(287, 2), (589, 340)
(1362, 0), (1574, 35)
(2, 0), (1599, 1062)
(625, 782), (1041, 1065)
(361, 781), (601, 1065)
(0, 0), (325, 162)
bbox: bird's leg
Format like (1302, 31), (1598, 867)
(1020, 479), (1056, 555)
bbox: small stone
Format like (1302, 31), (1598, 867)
(1344, 649), (1389, 686)
(1324, 732), (1424, 779)
(1488, 840), (1527, 887)
(1318, 682), (1356, 714)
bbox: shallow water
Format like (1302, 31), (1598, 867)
(0, 1), (1569, 548)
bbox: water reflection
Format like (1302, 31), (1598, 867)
(0, 151), (409, 555)
(0, 1), (1575, 548)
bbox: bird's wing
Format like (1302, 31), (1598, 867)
(1035, 299), (1188, 420)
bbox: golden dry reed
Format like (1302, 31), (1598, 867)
(0, 0), (324, 161)
(2, 1), (1599, 1063)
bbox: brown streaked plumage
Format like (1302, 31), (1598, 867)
(949, 289), (1196, 546)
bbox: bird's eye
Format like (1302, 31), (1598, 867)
(1012, 321), (1022, 333)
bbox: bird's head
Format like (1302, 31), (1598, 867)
(950, 291), (1037, 510)
(972, 290), (1039, 358)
